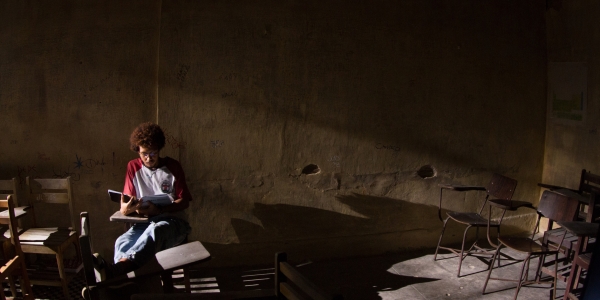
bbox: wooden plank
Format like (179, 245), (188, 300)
(29, 178), (69, 190)
(280, 282), (306, 300)
(31, 193), (70, 204)
(0, 206), (29, 219)
(110, 211), (149, 223)
(280, 262), (329, 300)
(0, 179), (15, 191)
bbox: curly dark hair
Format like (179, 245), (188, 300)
(129, 122), (166, 152)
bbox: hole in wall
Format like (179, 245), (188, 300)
(302, 164), (321, 175)
(417, 165), (436, 179)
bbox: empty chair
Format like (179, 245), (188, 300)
(538, 170), (600, 279)
(538, 192), (596, 282)
(0, 195), (33, 300)
(434, 173), (518, 277)
(20, 176), (80, 299)
(539, 169), (600, 223)
(482, 190), (580, 300)
(558, 220), (599, 300)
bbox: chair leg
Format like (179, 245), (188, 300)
(7, 275), (17, 297)
(56, 252), (70, 300)
(161, 270), (174, 293)
(534, 253), (546, 282)
(434, 217), (450, 261)
(457, 225), (473, 277)
(495, 227), (501, 268)
(552, 252), (558, 300)
(513, 254), (532, 300)
(482, 245), (502, 294)
(19, 257), (33, 299)
(564, 257), (581, 300)
(183, 267), (191, 293)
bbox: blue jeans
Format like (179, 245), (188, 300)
(114, 215), (191, 266)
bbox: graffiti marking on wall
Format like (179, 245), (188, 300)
(74, 154), (84, 169)
(165, 132), (187, 149)
(38, 152), (51, 161)
(211, 140), (225, 148)
(375, 143), (401, 152)
(87, 71), (114, 92)
(52, 166), (81, 181)
(328, 155), (341, 168)
(177, 64), (190, 84)
(17, 165), (38, 184)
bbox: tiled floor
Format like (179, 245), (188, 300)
(3, 246), (574, 299)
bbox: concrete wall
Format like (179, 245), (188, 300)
(1, 1), (548, 266)
(543, 1), (600, 190)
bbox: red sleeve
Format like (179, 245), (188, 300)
(123, 159), (138, 197)
(167, 158), (193, 201)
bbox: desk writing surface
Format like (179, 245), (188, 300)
(557, 221), (599, 237)
(554, 189), (590, 205)
(110, 211), (148, 223)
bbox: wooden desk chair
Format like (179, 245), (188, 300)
(80, 212), (211, 300)
(0, 178), (29, 293)
(539, 169), (600, 223)
(538, 170), (600, 279)
(558, 221), (599, 300)
(0, 195), (33, 300)
(19, 176), (80, 299)
(0, 178), (29, 220)
(109, 210), (193, 293)
(482, 190), (580, 300)
(537, 191), (596, 283)
(434, 173), (518, 277)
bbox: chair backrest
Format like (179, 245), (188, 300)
(79, 212), (99, 292)
(0, 178), (19, 209)
(479, 173), (518, 214)
(0, 195), (33, 298)
(538, 190), (580, 223)
(0, 196), (23, 255)
(26, 176), (75, 230)
(578, 170), (600, 222)
(578, 169), (600, 195)
(486, 173), (518, 200)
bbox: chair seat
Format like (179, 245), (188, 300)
(19, 227), (77, 248)
(500, 236), (554, 254)
(0, 206), (28, 219)
(1, 226), (25, 239)
(447, 211), (499, 226)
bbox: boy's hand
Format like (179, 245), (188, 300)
(120, 194), (140, 216)
(137, 201), (161, 217)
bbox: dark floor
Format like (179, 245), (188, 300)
(189, 247), (569, 300)
(3, 246), (578, 300)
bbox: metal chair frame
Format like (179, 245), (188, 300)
(482, 190), (580, 300)
(434, 173), (518, 277)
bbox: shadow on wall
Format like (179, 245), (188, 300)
(202, 193), (454, 266)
